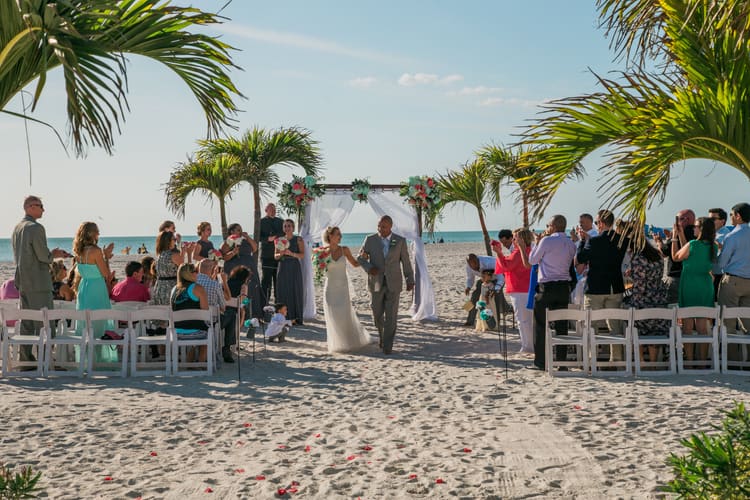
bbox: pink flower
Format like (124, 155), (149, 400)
(427, 177), (435, 188)
(292, 183), (302, 191)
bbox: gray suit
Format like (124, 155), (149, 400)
(12, 215), (54, 359)
(358, 233), (415, 351)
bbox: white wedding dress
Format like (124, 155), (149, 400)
(324, 254), (373, 353)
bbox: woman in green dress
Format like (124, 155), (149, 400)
(73, 222), (118, 365)
(672, 217), (717, 362)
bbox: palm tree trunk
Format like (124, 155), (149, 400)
(252, 184), (262, 241)
(219, 199), (228, 239)
(478, 209), (492, 256)
(522, 192), (529, 228)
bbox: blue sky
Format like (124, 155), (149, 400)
(1, 0), (747, 238)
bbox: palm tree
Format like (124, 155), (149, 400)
(198, 127), (323, 240)
(436, 159), (499, 255)
(519, 0), (750, 233)
(1, 0), (242, 156)
(164, 153), (244, 239)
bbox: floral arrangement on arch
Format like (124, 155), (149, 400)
(277, 175), (325, 216)
(311, 246), (333, 284)
(350, 178), (371, 203)
(399, 175), (441, 211)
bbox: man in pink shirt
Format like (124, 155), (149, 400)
(111, 261), (150, 303)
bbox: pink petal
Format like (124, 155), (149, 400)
(291, 481), (300, 486)
(408, 474), (417, 479)
(255, 475), (266, 481)
(236, 441), (244, 446)
(573, 405), (583, 410)
(104, 476), (113, 481)
(462, 448), (472, 453)
(387, 416), (396, 419)
(346, 455), (356, 461)
(304, 445), (311, 452)
(362, 445), (373, 451)
(204, 487), (213, 493)
(150, 451), (158, 456)
(234, 468), (245, 474)
(277, 445), (287, 449)
(243, 423), (252, 428)
(435, 478), (446, 484)
(277, 488), (287, 496)
(314, 433), (321, 438)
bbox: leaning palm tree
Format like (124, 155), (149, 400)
(198, 127), (323, 240)
(519, 0), (750, 237)
(436, 159), (499, 256)
(1, 0), (242, 156)
(478, 144), (584, 228)
(164, 153), (244, 239)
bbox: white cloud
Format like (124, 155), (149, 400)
(397, 72), (464, 87)
(347, 76), (378, 88)
(218, 24), (407, 64)
(452, 86), (503, 96)
(479, 97), (540, 107)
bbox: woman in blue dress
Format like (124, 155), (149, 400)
(72, 222), (118, 364)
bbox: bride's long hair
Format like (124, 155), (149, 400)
(322, 226), (340, 245)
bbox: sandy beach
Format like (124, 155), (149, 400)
(1, 242), (748, 499)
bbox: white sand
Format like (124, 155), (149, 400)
(1, 243), (748, 499)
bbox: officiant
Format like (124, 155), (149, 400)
(260, 203), (284, 303)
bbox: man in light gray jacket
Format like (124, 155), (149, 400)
(358, 215), (415, 355)
(11, 196), (68, 360)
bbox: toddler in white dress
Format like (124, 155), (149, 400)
(265, 303), (292, 342)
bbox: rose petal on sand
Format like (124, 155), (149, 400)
(362, 445), (373, 451)
(304, 445), (311, 452)
(387, 416), (396, 419)
(204, 487), (213, 493)
(104, 476), (113, 481)
(289, 487), (298, 493)
(314, 433), (321, 438)
(255, 475), (266, 481)
(234, 468), (245, 474)
(573, 405), (583, 410)
(236, 441), (244, 446)
(408, 474), (417, 480)
(435, 478), (446, 484)
(243, 423), (252, 428)
(277, 488), (287, 496)
(277, 445), (287, 449)
(462, 448), (472, 453)
(150, 451), (158, 456)
(291, 481), (300, 486)
(198, 440), (208, 445)
(346, 455), (356, 461)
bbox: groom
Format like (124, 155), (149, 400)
(358, 215), (415, 354)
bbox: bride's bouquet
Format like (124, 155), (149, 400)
(274, 237), (289, 253)
(225, 234), (243, 248)
(311, 246), (333, 284)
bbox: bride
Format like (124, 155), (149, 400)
(322, 226), (373, 353)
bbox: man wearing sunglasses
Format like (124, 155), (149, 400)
(11, 196), (69, 361)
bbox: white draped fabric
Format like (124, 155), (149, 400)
(299, 190), (438, 322)
(368, 191), (438, 321)
(300, 193), (355, 319)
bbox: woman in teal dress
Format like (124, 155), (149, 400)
(73, 222), (118, 364)
(672, 217), (717, 362)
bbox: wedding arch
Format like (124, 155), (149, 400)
(297, 183), (438, 322)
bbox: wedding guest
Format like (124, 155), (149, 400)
(12, 196), (69, 361)
(111, 261), (150, 303)
(475, 270), (499, 332)
(195, 258), (232, 362)
(518, 214), (576, 371)
(672, 216), (717, 363)
(193, 221), (216, 260)
(576, 210), (629, 362)
(494, 228), (533, 354)
(0, 279), (20, 326)
(170, 263), (209, 362)
(222, 222), (263, 318)
(140, 255), (156, 290)
(72, 222), (118, 364)
(265, 303), (292, 342)
(51, 259), (74, 301)
(275, 219), (305, 325)
(259, 203), (284, 303)
(152, 231), (194, 307)
(661, 209), (696, 303)
(624, 237), (669, 364)
(717, 203), (750, 335)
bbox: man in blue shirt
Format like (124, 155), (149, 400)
(718, 203), (750, 332)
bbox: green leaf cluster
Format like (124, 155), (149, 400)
(0, 462), (42, 500)
(667, 401), (750, 498)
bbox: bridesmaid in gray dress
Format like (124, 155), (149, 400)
(275, 219), (304, 325)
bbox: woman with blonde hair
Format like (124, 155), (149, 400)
(170, 262), (209, 362)
(493, 227), (534, 354)
(72, 221), (117, 363)
(51, 259), (74, 301)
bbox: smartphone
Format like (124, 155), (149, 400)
(675, 215), (679, 225)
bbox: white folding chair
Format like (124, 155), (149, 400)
(88, 309), (130, 377)
(588, 308), (633, 376)
(676, 306), (721, 374)
(170, 309), (214, 376)
(209, 304), (223, 366)
(52, 300), (76, 310)
(632, 308), (677, 376)
(111, 301), (146, 311)
(44, 308), (88, 377)
(546, 308), (589, 376)
(1, 307), (46, 377)
(129, 306), (172, 377)
(720, 306), (750, 374)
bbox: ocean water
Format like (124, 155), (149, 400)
(0, 231), (487, 262)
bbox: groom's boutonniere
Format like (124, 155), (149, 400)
(389, 238), (397, 248)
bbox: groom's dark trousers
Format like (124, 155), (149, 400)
(371, 279), (400, 351)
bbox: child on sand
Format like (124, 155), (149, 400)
(265, 303), (292, 342)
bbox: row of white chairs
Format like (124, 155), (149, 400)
(545, 306), (750, 377)
(0, 304), (220, 378)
